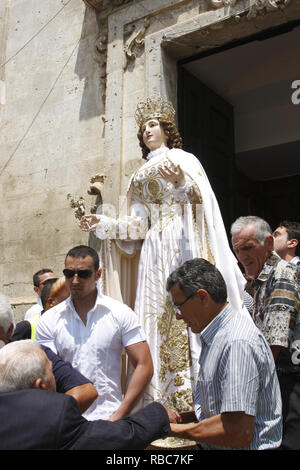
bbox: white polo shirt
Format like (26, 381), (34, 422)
(35, 291), (146, 421)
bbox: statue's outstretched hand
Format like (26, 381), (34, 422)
(158, 164), (185, 189)
(80, 214), (101, 232)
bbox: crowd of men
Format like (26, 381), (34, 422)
(0, 217), (299, 450)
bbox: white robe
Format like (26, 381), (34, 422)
(94, 146), (246, 412)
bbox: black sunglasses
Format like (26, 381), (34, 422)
(63, 269), (93, 279)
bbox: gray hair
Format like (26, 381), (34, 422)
(230, 216), (272, 245)
(0, 340), (48, 392)
(166, 258), (227, 304)
(0, 292), (15, 335)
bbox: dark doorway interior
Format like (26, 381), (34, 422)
(178, 68), (235, 234)
(177, 21), (300, 234)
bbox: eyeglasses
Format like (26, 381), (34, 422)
(63, 269), (93, 279)
(172, 293), (195, 316)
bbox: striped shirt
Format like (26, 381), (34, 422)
(194, 304), (282, 450)
(243, 290), (254, 315)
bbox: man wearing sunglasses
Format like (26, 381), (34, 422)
(166, 258), (282, 450)
(36, 245), (154, 423)
(24, 268), (58, 320)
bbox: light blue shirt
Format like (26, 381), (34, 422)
(194, 304), (282, 450)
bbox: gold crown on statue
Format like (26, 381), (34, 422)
(135, 97), (175, 127)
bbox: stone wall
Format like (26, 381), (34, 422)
(0, 0), (105, 320)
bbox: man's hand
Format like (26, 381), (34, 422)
(169, 412), (254, 447)
(107, 342), (154, 422)
(65, 383), (98, 414)
(162, 405), (182, 423)
(108, 408), (125, 422)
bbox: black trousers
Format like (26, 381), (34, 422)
(278, 373), (300, 450)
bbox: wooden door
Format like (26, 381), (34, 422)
(178, 68), (235, 234)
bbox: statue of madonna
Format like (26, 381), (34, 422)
(80, 97), (246, 417)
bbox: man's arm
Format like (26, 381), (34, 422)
(170, 412), (254, 448)
(66, 383), (98, 414)
(68, 401), (171, 450)
(109, 341), (153, 422)
(10, 321), (32, 341)
(43, 346), (98, 413)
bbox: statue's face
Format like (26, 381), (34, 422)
(141, 118), (168, 151)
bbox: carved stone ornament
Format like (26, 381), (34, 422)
(88, 174), (105, 196)
(210, 0), (292, 18)
(83, 0), (134, 15)
(88, 174), (105, 213)
(211, 0), (237, 6)
(124, 17), (150, 69)
(82, 0), (139, 100)
(67, 173), (106, 219)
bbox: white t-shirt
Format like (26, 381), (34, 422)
(35, 291), (146, 421)
(24, 297), (43, 320)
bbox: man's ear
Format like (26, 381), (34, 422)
(33, 286), (39, 295)
(287, 238), (298, 249)
(33, 378), (47, 390)
(196, 289), (209, 302)
(33, 378), (42, 389)
(7, 323), (14, 341)
(0, 324), (13, 344)
(96, 268), (102, 281)
(265, 234), (274, 251)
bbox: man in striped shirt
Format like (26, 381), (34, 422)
(166, 258), (282, 450)
(231, 216), (300, 450)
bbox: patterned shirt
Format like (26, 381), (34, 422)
(291, 256), (300, 268)
(194, 304), (282, 450)
(252, 251), (300, 372)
